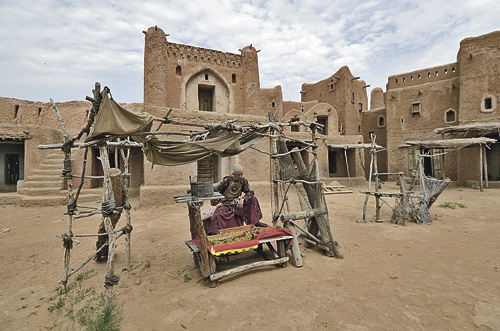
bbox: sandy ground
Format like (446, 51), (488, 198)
(1, 183), (500, 330)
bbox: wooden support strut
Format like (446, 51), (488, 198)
(188, 198), (217, 287)
(99, 145), (119, 308)
(50, 98), (74, 294)
(209, 258), (289, 281)
(119, 140), (133, 269)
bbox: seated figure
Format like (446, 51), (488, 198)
(208, 164), (266, 235)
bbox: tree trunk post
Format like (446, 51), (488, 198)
(99, 145), (119, 309)
(483, 144), (489, 189)
(119, 142), (133, 270)
(479, 144), (484, 192)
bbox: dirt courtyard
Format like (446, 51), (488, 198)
(1, 183), (500, 330)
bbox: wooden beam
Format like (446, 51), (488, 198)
(280, 208), (328, 222)
(209, 257), (289, 281)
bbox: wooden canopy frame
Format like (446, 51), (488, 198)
(401, 137), (496, 192)
(39, 82), (343, 302)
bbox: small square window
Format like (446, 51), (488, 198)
(481, 95), (496, 113)
(412, 102), (421, 116)
(485, 97), (492, 110)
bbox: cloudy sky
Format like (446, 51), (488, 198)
(1, 0), (499, 104)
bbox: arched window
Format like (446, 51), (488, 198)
(232, 73), (236, 83)
(445, 109), (456, 123)
(378, 116), (385, 128)
(176, 65), (182, 76)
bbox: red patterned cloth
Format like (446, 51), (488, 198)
(192, 228), (293, 255)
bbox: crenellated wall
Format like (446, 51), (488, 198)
(387, 62), (459, 90)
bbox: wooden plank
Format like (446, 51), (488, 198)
(258, 235), (294, 244)
(209, 257), (289, 281)
(189, 200), (211, 278)
(284, 222), (303, 267)
(277, 240), (287, 268)
(280, 208), (328, 222)
(324, 190), (353, 195)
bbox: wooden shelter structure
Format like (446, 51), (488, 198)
(40, 82), (343, 302)
(434, 122), (500, 137)
(401, 137), (496, 192)
(360, 136), (452, 225)
(326, 142), (384, 189)
(179, 114), (343, 287)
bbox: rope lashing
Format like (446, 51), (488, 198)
(123, 201), (132, 211)
(104, 274), (120, 288)
(67, 202), (77, 215)
(101, 199), (116, 217)
(60, 141), (73, 154)
(61, 233), (73, 249)
(122, 224), (133, 235)
(61, 159), (72, 177)
(187, 200), (204, 212)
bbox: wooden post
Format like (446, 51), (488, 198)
(363, 140), (375, 222)
(479, 144), (484, 192)
(283, 222), (303, 267)
(119, 142), (132, 270)
(59, 148), (74, 294)
(271, 132), (280, 226)
(50, 98), (76, 294)
(99, 145), (119, 308)
(189, 198), (212, 279)
(399, 173), (408, 226)
(344, 148), (351, 189)
(483, 144), (489, 189)
(304, 127), (341, 258)
(374, 144), (381, 221)
(441, 150), (446, 180)
(96, 168), (123, 250)
(290, 148), (318, 246)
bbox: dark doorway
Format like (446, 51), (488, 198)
(5, 154), (19, 184)
(421, 148), (433, 176)
(198, 86), (214, 111)
(487, 143), (500, 180)
(328, 150), (337, 174)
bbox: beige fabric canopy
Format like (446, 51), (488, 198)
(140, 130), (265, 166)
(86, 92), (154, 141)
(88, 91), (266, 166)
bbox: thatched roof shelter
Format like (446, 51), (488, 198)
(326, 143), (384, 150)
(400, 137), (496, 149)
(400, 137), (496, 192)
(434, 122), (500, 136)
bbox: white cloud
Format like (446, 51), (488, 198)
(0, 0), (499, 103)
